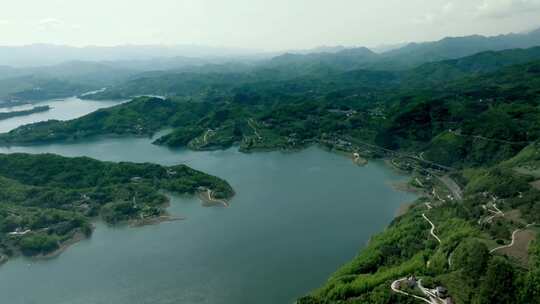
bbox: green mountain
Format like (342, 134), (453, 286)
(261, 28), (540, 72)
(401, 46), (540, 87)
(0, 152), (232, 257)
(382, 28), (540, 68)
(0, 75), (92, 103)
(6, 51), (540, 169)
(82, 46), (540, 103)
(3, 43), (540, 303)
(266, 47), (379, 73)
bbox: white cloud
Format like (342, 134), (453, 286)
(476, 0), (540, 18)
(413, 13), (435, 25)
(36, 18), (66, 32)
(412, 2), (457, 25)
(0, 0), (539, 50)
(38, 18), (63, 26)
(442, 2), (455, 14)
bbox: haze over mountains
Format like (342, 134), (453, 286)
(3, 6), (540, 302)
(0, 44), (262, 68)
(1, 27), (540, 104)
(270, 27), (540, 71)
(2, 27), (540, 68)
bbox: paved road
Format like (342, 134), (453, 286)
(391, 278), (447, 304)
(448, 130), (532, 145)
(247, 118), (262, 140)
(423, 213), (442, 244)
(391, 279), (432, 304)
(490, 223), (535, 253)
(390, 208), (449, 303)
(480, 203), (504, 224)
(344, 136), (455, 172)
(438, 175), (463, 201)
(418, 280), (446, 304)
(205, 189), (230, 208)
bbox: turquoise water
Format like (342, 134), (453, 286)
(0, 135), (416, 304)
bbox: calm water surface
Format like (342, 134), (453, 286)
(0, 110), (417, 304)
(0, 96), (125, 133)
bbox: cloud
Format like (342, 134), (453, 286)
(442, 2), (455, 14)
(37, 18), (64, 30)
(412, 13), (435, 25)
(38, 18), (63, 26)
(476, 0), (540, 18)
(412, 2), (456, 25)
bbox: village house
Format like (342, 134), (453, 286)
(435, 286), (448, 299)
(130, 177), (143, 183)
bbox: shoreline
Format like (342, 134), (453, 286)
(0, 195), (193, 266)
(242, 143), (421, 221)
(198, 189), (230, 207)
(0, 141), (418, 270)
(390, 178), (428, 219)
(34, 231), (89, 260)
(395, 202), (413, 217)
(130, 215), (186, 227)
(390, 180), (426, 195)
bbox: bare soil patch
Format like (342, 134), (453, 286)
(530, 180), (540, 190)
(499, 229), (537, 266)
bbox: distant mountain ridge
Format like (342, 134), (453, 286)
(402, 46), (540, 87)
(1, 27), (539, 70)
(264, 27), (540, 71)
(267, 47), (378, 74)
(2, 27), (540, 105)
(0, 44), (262, 67)
(382, 28), (540, 67)
(81, 45), (540, 102)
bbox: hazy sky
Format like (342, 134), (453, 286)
(1, 0), (540, 50)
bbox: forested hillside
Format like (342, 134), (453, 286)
(0, 153), (233, 259)
(2, 42), (540, 304)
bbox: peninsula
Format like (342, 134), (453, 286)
(0, 153), (233, 261)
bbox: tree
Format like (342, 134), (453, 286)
(520, 240), (540, 303)
(451, 239), (490, 279)
(521, 267), (540, 304)
(475, 258), (516, 304)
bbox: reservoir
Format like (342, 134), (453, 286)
(0, 117), (417, 304)
(0, 96), (125, 133)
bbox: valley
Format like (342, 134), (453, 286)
(1, 24), (540, 304)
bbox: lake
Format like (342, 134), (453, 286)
(0, 115), (417, 304)
(0, 96), (125, 133)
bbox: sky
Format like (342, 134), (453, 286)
(1, 0), (540, 51)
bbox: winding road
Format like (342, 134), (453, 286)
(205, 189), (230, 208)
(418, 280), (446, 304)
(390, 206), (448, 303)
(247, 118), (262, 140)
(490, 223), (536, 253)
(431, 189), (445, 203)
(448, 130), (532, 146)
(202, 129), (215, 145)
(391, 279), (432, 304)
(480, 203), (504, 224)
(391, 278), (446, 304)
(423, 213), (442, 244)
(437, 175), (463, 201)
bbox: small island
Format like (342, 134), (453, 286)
(0, 152), (233, 261)
(0, 105), (51, 121)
